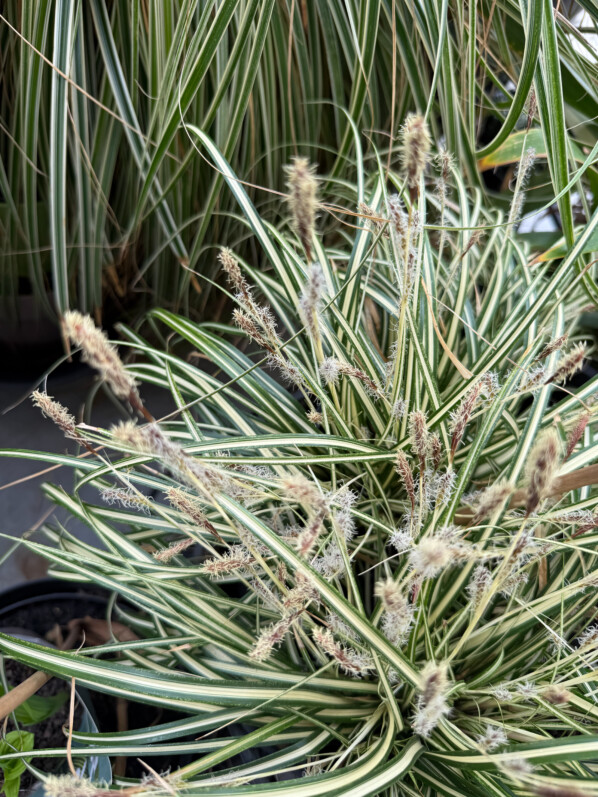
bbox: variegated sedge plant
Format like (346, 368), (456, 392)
(2, 116), (598, 797)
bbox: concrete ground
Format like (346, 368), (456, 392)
(0, 367), (173, 590)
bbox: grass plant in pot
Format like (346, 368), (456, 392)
(2, 118), (598, 795)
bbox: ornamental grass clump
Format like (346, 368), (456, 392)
(3, 119), (598, 796)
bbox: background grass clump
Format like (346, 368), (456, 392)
(1, 1), (597, 322)
(2, 114), (598, 795)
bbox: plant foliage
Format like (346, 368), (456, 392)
(2, 118), (598, 795)
(1, 1), (597, 318)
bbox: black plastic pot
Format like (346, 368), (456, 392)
(0, 579), (117, 636)
(0, 580), (288, 785)
(0, 629), (111, 795)
(0, 579), (125, 793)
(0, 579), (210, 781)
(0, 579), (118, 793)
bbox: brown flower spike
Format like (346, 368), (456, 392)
(525, 429), (561, 515)
(63, 311), (141, 406)
(399, 114), (431, 201)
(286, 157), (318, 262)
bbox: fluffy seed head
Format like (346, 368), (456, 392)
(565, 412), (591, 460)
(526, 88), (537, 131)
(554, 509), (595, 529)
(320, 357), (341, 386)
(516, 681), (537, 700)
(111, 420), (149, 451)
(295, 510), (327, 557)
(515, 147), (537, 186)
(222, 250), (279, 349)
(391, 398), (407, 420)
(542, 684), (572, 705)
(267, 353), (306, 389)
(299, 264), (326, 337)
(168, 488), (208, 527)
(326, 613), (359, 642)
(31, 391), (77, 439)
(399, 114), (432, 192)
(500, 570), (529, 598)
(429, 433), (443, 470)
(374, 578), (406, 614)
(320, 358), (382, 397)
(434, 468), (456, 507)
(476, 725), (507, 751)
(521, 365), (547, 393)
(233, 309), (270, 349)
(491, 684), (513, 702)
(408, 410), (429, 470)
(502, 757), (534, 776)
(63, 311), (139, 402)
(333, 502), (356, 542)
(254, 305), (278, 340)
(548, 344), (587, 385)
(335, 486), (358, 511)
(307, 409), (323, 425)
(507, 148), (536, 229)
(166, 488), (224, 543)
(577, 625), (598, 649)
(449, 382), (483, 460)
(283, 474), (327, 512)
(381, 607), (414, 648)
(413, 661), (450, 737)
(471, 479), (513, 524)
(349, 366), (382, 398)
(387, 194), (409, 241)
(525, 428), (561, 514)
(112, 420), (185, 468)
(375, 579), (414, 646)
(466, 565), (493, 606)
(284, 572), (319, 610)
(409, 536), (453, 580)
(313, 627), (373, 676)
(436, 148), (454, 187)
(200, 546), (254, 578)
(313, 542), (346, 580)
(112, 422), (224, 493)
(219, 247), (243, 290)
(286, 157), (318, 261)
(100, 486), (152, 514)
(387, 195), (422, 292)
(534, 333), (568, 362)
(277, 561), (289, 585)
(153, 538), (195, 563)
(481, 371), (500, 404)
(251, 614), (297, 661)
(389, 529), (413, 552)
(43, 775), (102, 797)
(395, 451), (416, 510)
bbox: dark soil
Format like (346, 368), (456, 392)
(0, 587), (112, 638)
(2, 659), (83, 795)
